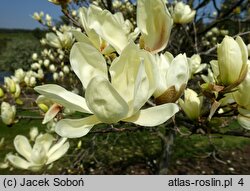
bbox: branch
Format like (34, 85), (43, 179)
(89, 124), (158, 134)
(62, 9), (83, 29)
(210, 129), (250, 138)
(198, 0), (245, 35)
(212, 0), (220, 15)
(199, 30), (250, 55)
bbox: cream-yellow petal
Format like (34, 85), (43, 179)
(55, 115), (101, 138)
(34, 134), (55, 153)
(86, 76), (129, 123)
(88, 5), (130, 54)
(47, 137), (67, 157)
(137, 0), (172, 53)
(238, 114), (250, 130)
(46, 142), (69, 164)
(70, 42), (108, 89)
(6, 154), (31, 170)
(166, 54), (189, 91)
(35, 84), (91, 113)
(13, 135), (32, 161)
(42, 103), (61, 124)
(123, 103), (179, 126)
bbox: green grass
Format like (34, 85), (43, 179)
(0, 29), (42, 71)
(1, 112), (250, 174)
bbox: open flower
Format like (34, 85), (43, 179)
(1, 102), (16, 125)
(187, 54), (207, 79)
(46, 30), (74, 49)
(75, 5), (139, 54)
(153, 52), (189, 104)
(7, 134), (69, 171)
(179, 88), (203, 120)
(172, 2), (196, 24)
(35, 42), (179, 138)
(137, 0), (173, 53)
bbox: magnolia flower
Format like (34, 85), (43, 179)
(45, 14), (52, 22)
(137, 0), (173, 54)
(211, 36), (248, 86)
(53, 73), (59, 81)
(4, 77), (16, 93)
(24, 72), (37, 87)
(32, 12), (44, 21)
(44, 59), (50, 67)
(153, 52), (189, 104)
(1, 102), (16, 125)
(237, 107), (250, 130)
(31, 62), (41, 70)
(7, 134), (69, 171)
(14, 68), (26, 83)
(35, 42), (179, 138)
(29, 127), (39, 141)
(46, 31), (74, 49)
(76, 5), (138, 54)
(187, 54), (207, 79)
(179, 88), (203, 120)
(14, 83), (21, 98)
(233, 63), (250, 110)
(0, 88), (4, 98)
(63, 65), (70, 74)
(32, 53), (38, 60)
(49, 64), (56, 72)
(230, 62), (250, 130)
(172, 2), (196, 24)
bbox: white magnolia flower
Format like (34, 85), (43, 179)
(4, 77), (16, 93)
(76, 5), (139, 54)
(53, 73), (59, 81)
(172, 2), (196, 24)
(153, 52), (189, 104)
(35, 42), (179, 138)
(29, 127), (39, 141)
(137, 0), (173, 54)
(32, 53), (38, 60)
(63, 65), (70, 74)
(7, 134), (69, 171)
(233, 63), (250, 110)
(187, 54), (207, 79)
(32, 12), (44, 21)
(1, 102), (16, 125)
(237, 107), (250, 130)
(14, 68), (26, 83)
(24, 71), (37, 87)
(211, 36), (248, 86)
(46, 31), (74, 49)
(45, 14), (52, 22)
(179, 88), (203, 120)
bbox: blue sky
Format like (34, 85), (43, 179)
(0, 0), (62, 29)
